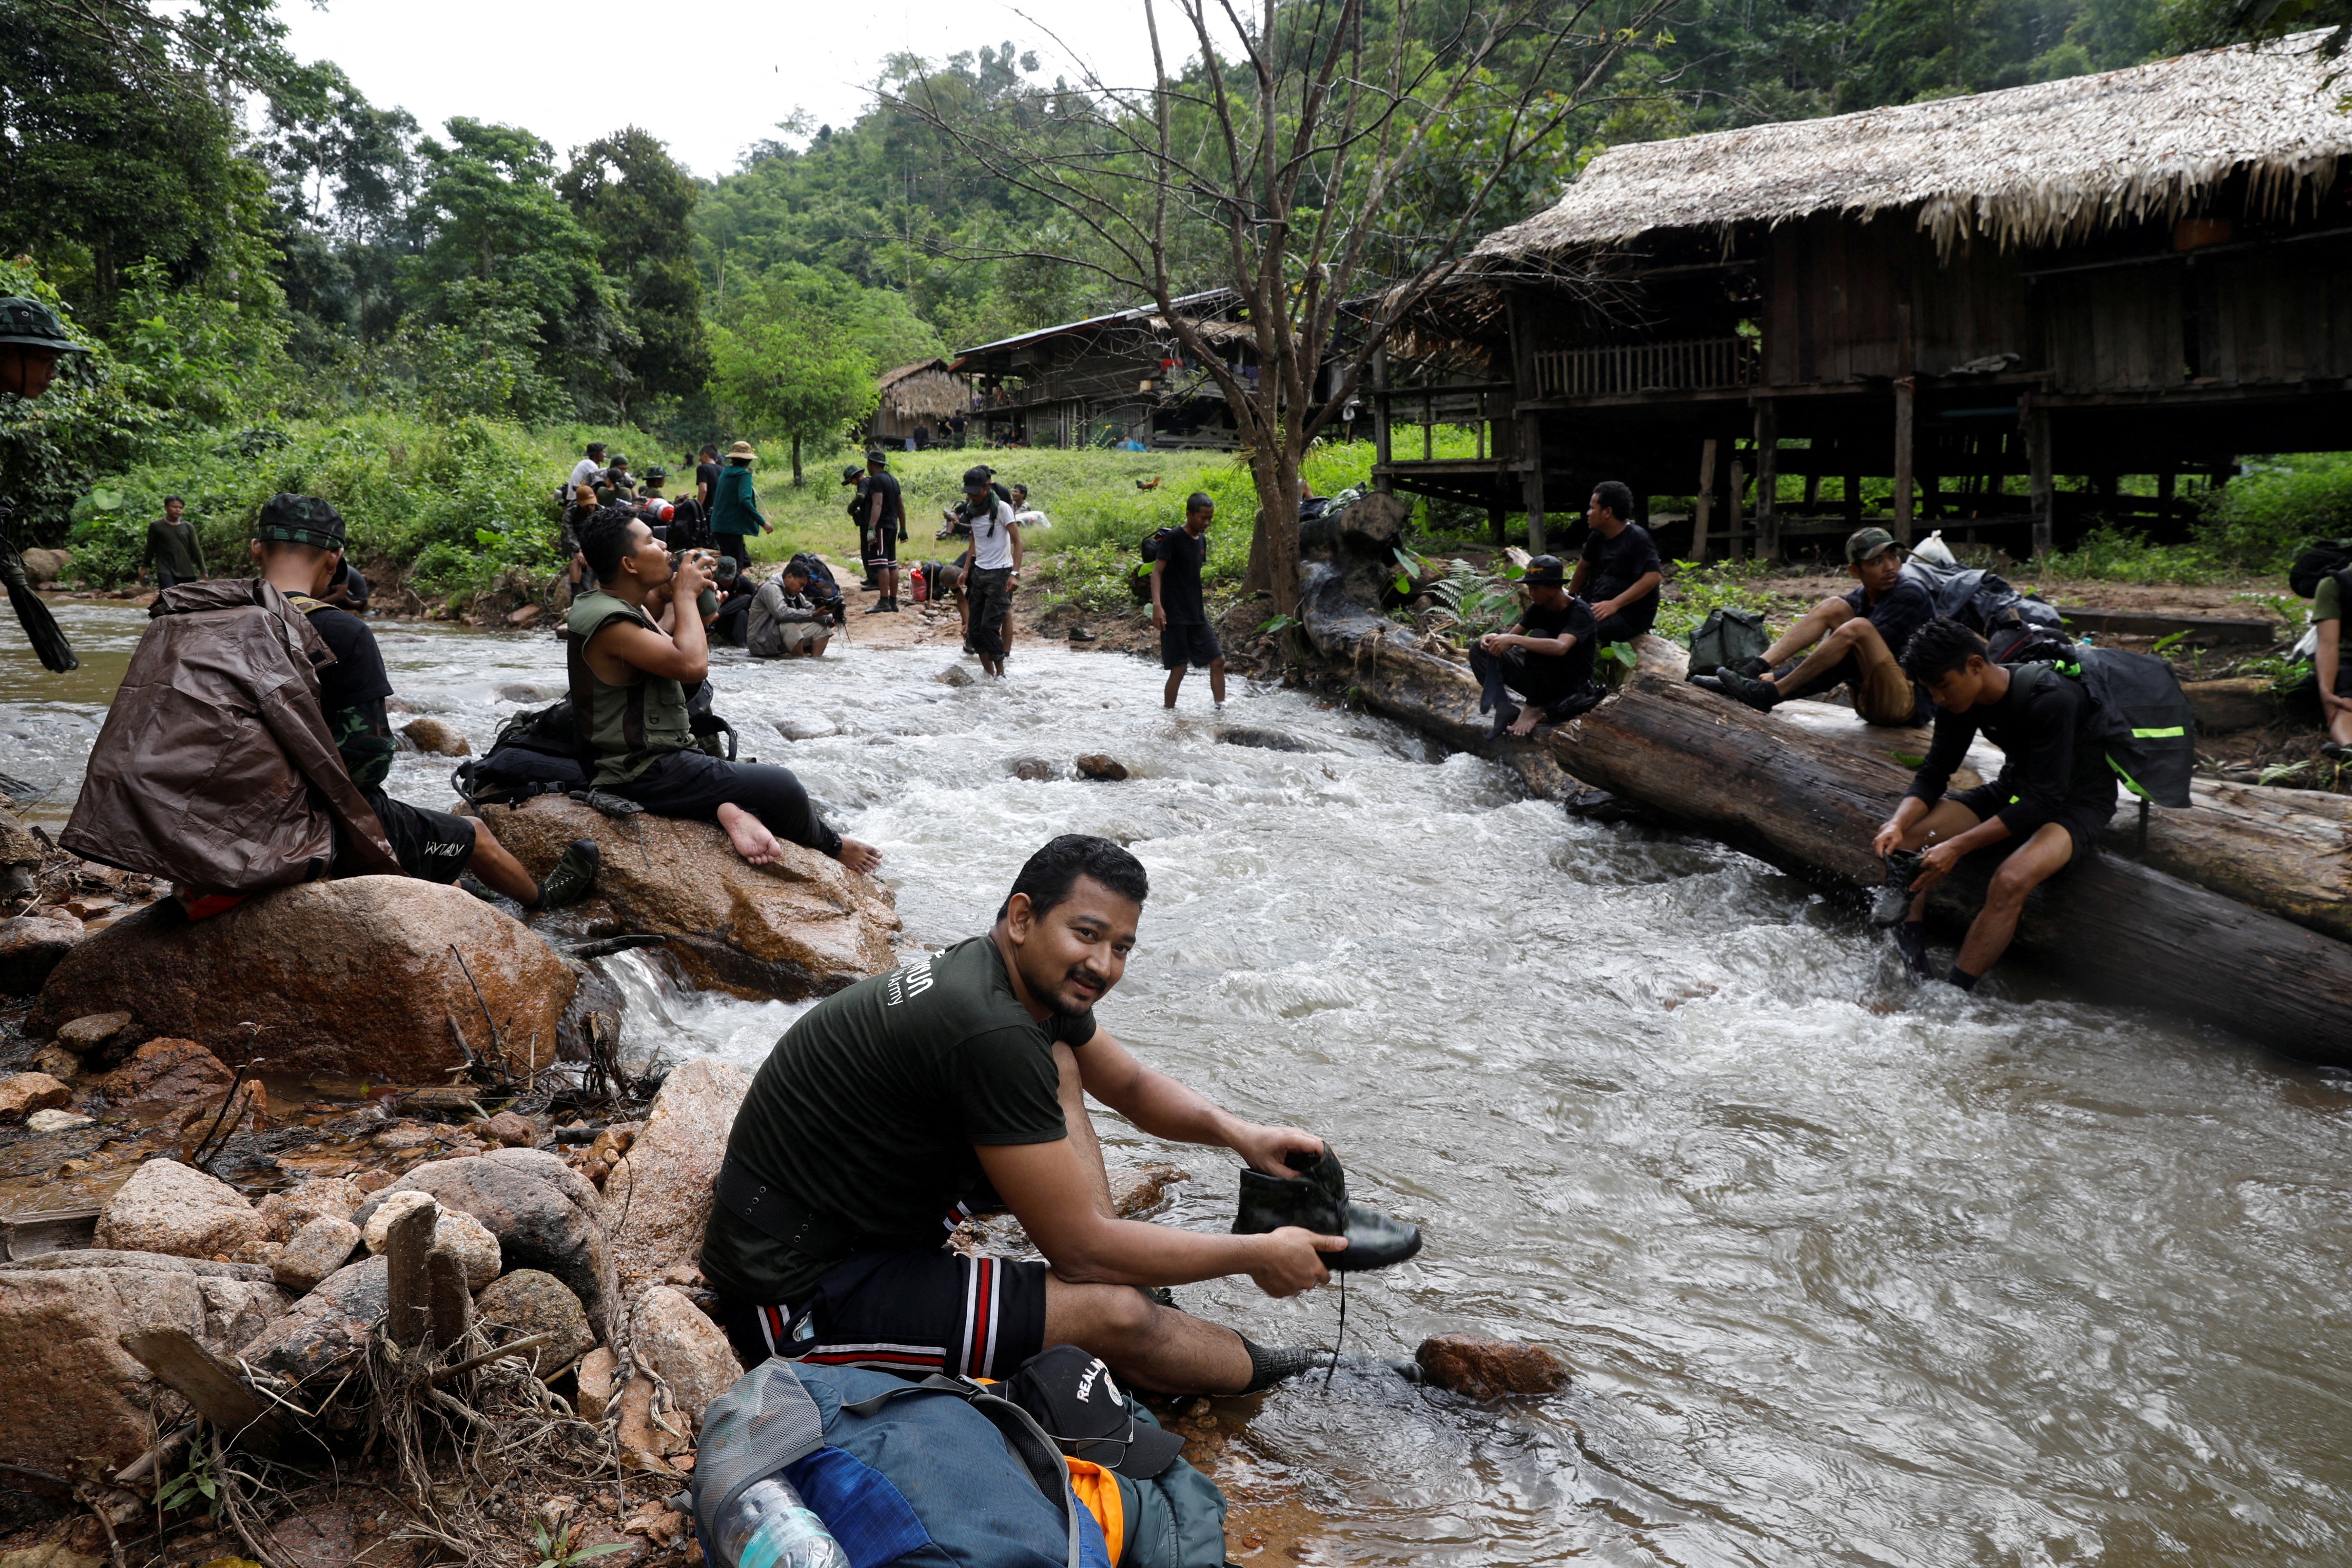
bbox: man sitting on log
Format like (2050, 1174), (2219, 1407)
(570, 507), (881, 874)
(1568, 481), (1662, 646)
(700, 834), (1419, 1395)
(1870, 616), (2116, 988)
(1471, 554), (1605, 739)
(1695, 526), (1933, 727)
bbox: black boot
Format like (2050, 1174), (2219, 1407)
(1870, 848), (1924, 927)
(537, 837), (601, 910)
(1892, 918), (1932, 981)
(1232, 1143), (1422, 1272)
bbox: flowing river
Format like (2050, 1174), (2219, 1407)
(9, 601), (2352, 1565)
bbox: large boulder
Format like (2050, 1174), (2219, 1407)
(32, 877), (577, 1081)
(0, 914), (81, 996)
(240, 1255), (385, 1397)
(273, 1214), (362, 1293)
(0, 1251), (286, 1475)
(0, 1071), (71, 1121)
(352, 1150), (615, 1336)
(93, 1158), (270, 1263)
(480, 796), (899, 999)
(602, 1058), (750, 1290)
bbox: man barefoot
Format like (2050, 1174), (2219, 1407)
(1151, 493), (1225, 710)
(701, 835), (1397, 1396)
(1468, 555), (1604, 739)
(571, 506), (880, 875)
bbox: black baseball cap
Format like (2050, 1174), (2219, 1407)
(1004, 1346), (1185, 1479)
(1523, 554), (1567, 585)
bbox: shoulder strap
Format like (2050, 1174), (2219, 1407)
(2000, 660), (2048, 719)
(567, 605), (652, 747)
(837, 1375), (1084, 1568)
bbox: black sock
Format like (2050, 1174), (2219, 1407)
(1946, 965), (1980, 992)
(1238, 1336), (1318, 1394)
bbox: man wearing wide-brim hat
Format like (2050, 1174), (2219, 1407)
(0, 295), (93, 672)
(1695, 526), (1936, 728)
(709, 440), (771, 572)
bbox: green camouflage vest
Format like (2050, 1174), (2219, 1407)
(565, 589), (693, 786)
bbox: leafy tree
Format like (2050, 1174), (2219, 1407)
(559, 129), (712, 419)
(710, 267), (881, 484)
(405, 119), (632, 414)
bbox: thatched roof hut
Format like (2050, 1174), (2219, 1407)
(1477, 31), (2352, 261)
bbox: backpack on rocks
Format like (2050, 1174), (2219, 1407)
(690, 1358), (1105, 1568)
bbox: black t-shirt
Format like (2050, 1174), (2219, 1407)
(1579, 523), (1663, 634)
(1906, 663), (2118, 836)
(845, 478), (869, 529)
(301, 601), (396, 780)
(1155, 526), (1209, 624)
(1517, 594), (1601, 692)
(700, 936), (1098, 1304)
(697, 460), (722, 501)
(866, 471), (905, 531)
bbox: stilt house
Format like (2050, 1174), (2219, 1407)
(1377, 33), (2352, 561)
(959, 290), (1331, 450)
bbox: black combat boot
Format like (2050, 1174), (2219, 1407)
(537, 838), (601, 910)
(1870, 848), (1925, 927)
(1232, 1143), (1422, 1272)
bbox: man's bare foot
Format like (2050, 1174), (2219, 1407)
(836, 837), (883, 875)
(716, 803), (782, 866)
(1507, 706), (1544, 737)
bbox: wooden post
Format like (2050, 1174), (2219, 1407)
(426, 1247), (474, 1353)
(2025, 396), (2055, 561)
(1692, 438), (1718, 563)
(1843, 470), (1864, 527)
(1753, 401), (1780, 562)
(1520, 414), (1547, 553)
(1728, 457), (1747, 560)
(119, 1328), (296, 1458)
(1488, 504), (1506, 546)
(385, 1198), (438, 1349)
(1892, 377), (1917, 542)
(1370, 347), (1392, 494)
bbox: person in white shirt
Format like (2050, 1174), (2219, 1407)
(959, 466), (1022, 678)
(565, 443), (606, 502)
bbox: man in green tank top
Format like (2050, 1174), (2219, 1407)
(572, 509), (881, 873)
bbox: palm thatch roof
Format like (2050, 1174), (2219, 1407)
(876, 359), (971, 419)
(1478, 32), (2352, 261)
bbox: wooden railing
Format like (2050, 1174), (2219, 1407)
(1533, 336), (1758, 399)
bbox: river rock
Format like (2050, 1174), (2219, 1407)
(53, 1010), (138, 1059)
(483, 1109), (539, 1147)
(241, 1254), (386, 1395)
(934, 663), (975, 687)
(0, 1250), (287, 1475)
(400, 717), (470, 756)
(0, 913), (82, 995)
(476, 1269), (595, 1375)
(27, 1107), (94, 1132)
(576, 1346), (619, 1420)
(0, 1070), (71, 1121)
(603, 1058), (749, 1290)
(94, 1158), (271, 1263)
(358, 1192), (501, 1290)
(498, 683), (556, 703)
(32, 878), (579, 1081)
(776, 718), (837, 741)
(1011, 756), (1057, 780)
(272, 1214), (361, 1293)
(1218, 727), (1315, 753)
(1414, 1334), (1569, 1399)
(33, 1045), (81, 1080)
(1110, 1163), (1190, 1217)
(99, 1037), (233, 1111)
(631, 1285), (743, 1431)
(352, 1149), (616, 1334)
(479, 795), (899, 1001)
(1075, 754), (1131, 781)
(507, 604), (542, 630)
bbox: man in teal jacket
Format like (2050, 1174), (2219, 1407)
(709, 440), (771, 569)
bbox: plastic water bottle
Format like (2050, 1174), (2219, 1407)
(711, 1476), (850, 1568)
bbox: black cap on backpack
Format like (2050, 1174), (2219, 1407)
(1003, 1346), (1185, 1479)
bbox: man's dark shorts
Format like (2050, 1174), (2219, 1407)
(867, 528), (900, 566)
(1161, 620), (1220, 671)
(346, 788), (473, 882)
(712, 1249), (1049, 1381)
(1947, 783), (2108, 870)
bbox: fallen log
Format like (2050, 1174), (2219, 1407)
(118, 1327), (302, 1458)
(1297, 563), (2352, 1063)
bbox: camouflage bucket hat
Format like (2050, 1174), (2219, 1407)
(257, 493), (346, 551)
(0, 297), (88, 352)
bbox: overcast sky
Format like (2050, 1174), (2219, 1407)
(276, 0), (1168, 179)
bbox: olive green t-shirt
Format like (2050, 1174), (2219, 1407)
(700, 936), (1098, 1304)
(2317, 575), (2343, 623)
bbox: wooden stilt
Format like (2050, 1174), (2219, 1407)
(1754, 402), (1780, 562)
(1728, 458), (1747, 561)
(2025, 398), (2055, 561)
(1521, 414), (1547, 554)
(1893, 376), (1917, 542)
(1693, 438), (1718, 563)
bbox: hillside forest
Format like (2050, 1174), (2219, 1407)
(0, 0), (2334, 599)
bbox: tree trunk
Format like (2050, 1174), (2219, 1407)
(1295, 570), (2352, 1063)
(791, 433), (803, 487)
